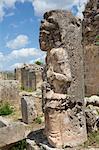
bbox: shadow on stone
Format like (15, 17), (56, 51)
(27, 128), (54, 148)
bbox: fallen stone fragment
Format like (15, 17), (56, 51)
(0, 122), (29, 148)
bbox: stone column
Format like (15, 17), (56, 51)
(83, 0), (99, 96)
(39, 10), (87, 148)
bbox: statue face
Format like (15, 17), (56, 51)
(39, 13), (61, 51)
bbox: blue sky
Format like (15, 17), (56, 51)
(0, 0), (88, 71)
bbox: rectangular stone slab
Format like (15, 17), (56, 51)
(0, 122), (28, 148)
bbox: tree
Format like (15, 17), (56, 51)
(35, 61), (43, 65)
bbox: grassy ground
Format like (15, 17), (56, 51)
(83, 130), (99, 148)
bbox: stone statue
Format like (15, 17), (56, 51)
(39, 10), (87, 148)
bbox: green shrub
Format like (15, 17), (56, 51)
(95, 35), (99, 45)
(35, 61), (43, 65)
(0, 102), (13, 116)
(11, 139), (26, 150)
(20, 85), (24, 91)
(95, 42), (99, 45)
(96, 35), (99, 39)
(35, 116), (42, 124)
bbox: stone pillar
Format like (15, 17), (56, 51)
(21, 96), (37, 124)
(83, 0), (99, 96)
(39, 10), (87, 148)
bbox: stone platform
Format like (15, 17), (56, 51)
(27, 129), (99, 150)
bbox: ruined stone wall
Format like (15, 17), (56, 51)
(15, 64), (43, 92)
(0, 72), (14, 80)
(0, 80), (20, 105)
(15, 68), (22, 84)
(35, 71), (43, 89)
(83, 0), (99, 96)
(21, 68), (36, 91)
(0, 73), (7, 80)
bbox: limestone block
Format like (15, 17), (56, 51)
(85, 109), (98, 132)
(85, 95), (99, 107)
(0, 116), (10, 128)
(33, 96), (42, 116)
(21, 96), (37, 124)
(0, 80), (20, 105)
(0, 122), (28, 148)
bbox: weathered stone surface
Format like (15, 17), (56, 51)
(21, 90), (43, 124)
(0, 116), (10, 128)
(15, 64), (43, 91)
(85, 109), (98, 132)
(26, 139), (40, 150)
(27, 129), (98, 150)
(83, 0), (99, 96)
(21, 95), (37, 124)
(0, 122), (29, 148)
(84, 95), (99, 132)
(0, 71), (14, 80)
(0, 80), (20, 105)
(40, 10), (87, 148)
(85, 95), (99, 107)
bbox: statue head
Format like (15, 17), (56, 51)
(39, 11), (61, 51)
(39, 10), (81, 51)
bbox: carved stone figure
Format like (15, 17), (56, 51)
(39, 10), (87, 148)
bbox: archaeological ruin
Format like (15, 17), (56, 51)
(0, 80), (20, 105)
(0, 0), (99, 150)
(0, 71), (14, 80)
(15, 64), (43, 91)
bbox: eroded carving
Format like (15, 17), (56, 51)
(40, 10), (87, 148)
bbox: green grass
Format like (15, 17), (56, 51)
(96, 35), (99, 39)
(35, 116), (42, 124)
(0, 102), (13, 116)
(95, 42), (99, 45)
(20, 85), (24, 91)
(26, 88), (33, 92)
(95, 35), (99, 45)
(20, 85), (33, 92)
(84, 131), (99, 148)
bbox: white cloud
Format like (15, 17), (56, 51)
(32, 0), (74, 16)
(9, 48), (38, 59)
(0, 52), (5, 70)
(73, 0), (89, 19)
(0, 47), (38, 65)
(10, 23), (18, 28)
(0, 47), (45, 70)
(0, 3), (5, 21)
(6, 34), (29, 49)
(32, 0), (88, 19)
(0, 52), (4, 60)
(0, 0), (88, 21)
(0, 0), (32, 21)
(10, 62), (23, 69)
(29, 52), (46, 64)
(6, 12), (14, 17)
